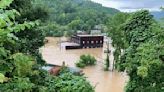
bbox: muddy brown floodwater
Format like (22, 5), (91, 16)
(40, 37), (128, 92)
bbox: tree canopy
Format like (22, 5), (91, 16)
(35, 0), (119, 36)
(0, 0), (94, 91)
(108, 10), (164, 92)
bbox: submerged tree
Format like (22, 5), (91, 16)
(107, 12), (130, 70)
(104, 53), (110, 71)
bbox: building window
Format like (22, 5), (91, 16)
(96, 41), (98, 43)
(83, 41), (85, 44)
(87, 41), (89, 43)
(91, 41), (94, 44)
(100, 41), (102, 43)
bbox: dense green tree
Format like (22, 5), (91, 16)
(9, 0), (49, 22)
(0, 0), (94, 92)
(107, 12), (130, 70)
(122, 10), (164, 92)
(0, 0), (39, 88)
(8, 0), (50, 65)
(108, 10), (164, 92)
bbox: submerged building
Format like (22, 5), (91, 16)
(65, 35), (104, 49)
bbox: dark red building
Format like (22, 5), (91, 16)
(66, 35), (104, 49)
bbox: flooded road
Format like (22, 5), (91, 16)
(41, 37), (128, 92)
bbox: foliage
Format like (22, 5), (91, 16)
(108, 10), (164, 92)
(56, 72), (94, 92)
(0, 68), (94, 92)
(104, 53), (110, 71)
(35, 0), (119, 37)
(9, 0), (49, 22)
(107, 12), (130, 70)
(0, 77), (34, 92)
(12, 53), (34, 77)
(41, 23), (66, 37)
(0, 73), (7, 83)
(0, 1), (94, 92)
(0, 0), (13, 9)
(29, 68), (94, 92)
(76, 54), (96, 68)
(0, 0), (38, 79)
(8, 0), (48, 65)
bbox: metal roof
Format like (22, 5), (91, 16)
(77, 35), (103, 37)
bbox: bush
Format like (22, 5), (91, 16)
(104, 53), (110, 71)
(76, 61), (86, 68)
(76, 54), (96, 68)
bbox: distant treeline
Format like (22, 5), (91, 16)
(34, 0), (119, 36)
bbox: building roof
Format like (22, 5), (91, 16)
(61, 42), (80, 46)
(77, 35), (103, 37)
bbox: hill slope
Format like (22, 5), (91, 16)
(45, 0), (119, 23)
(35, 0), (119, 36)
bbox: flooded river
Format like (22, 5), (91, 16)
(41, 37), (128, 92)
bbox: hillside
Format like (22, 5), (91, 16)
(34, 0), (119, 36)
(44, 0), (119, 23)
